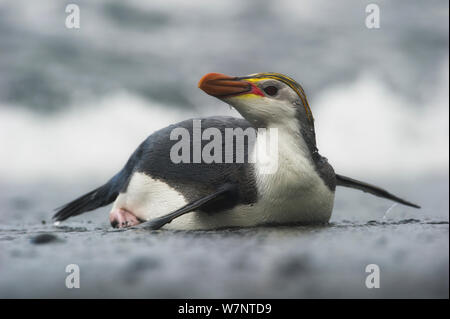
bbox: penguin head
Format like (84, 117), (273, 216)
(198, 72), (314, 133)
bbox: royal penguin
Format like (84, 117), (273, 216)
(53, 72), (419, 229)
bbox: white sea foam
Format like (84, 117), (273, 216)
(314, 60), (449, 179)
(0, 93), (190, 182)
(0, 62), (448, 183)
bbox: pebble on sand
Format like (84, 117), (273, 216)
(30, 233), (61, 245)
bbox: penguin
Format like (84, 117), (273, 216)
(53, 72), (420, 230)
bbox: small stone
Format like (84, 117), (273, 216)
(30, 233), (60, 244)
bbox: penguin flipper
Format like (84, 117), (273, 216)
(53, 142), (143, 222)
(140, 183), (237, 230)
(335, 174), (420, 209)
(53, 185), (117, 222)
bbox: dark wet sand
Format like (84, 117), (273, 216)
(0, 176), (448, 298)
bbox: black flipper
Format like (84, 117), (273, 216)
(141, 183), (237, 230)
(336, 174), (420, 209)
(53, 183), (119, 222)
(53, 144), (142, 222)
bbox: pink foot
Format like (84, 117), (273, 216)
(109, 208), (142, 228)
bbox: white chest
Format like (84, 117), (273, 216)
(249, 127), (335, 224)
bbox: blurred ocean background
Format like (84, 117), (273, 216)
(0, 0), (448, 298)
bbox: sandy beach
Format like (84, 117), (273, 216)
(0, 176), (447, 298)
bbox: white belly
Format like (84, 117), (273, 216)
(111, 128), (335, 230)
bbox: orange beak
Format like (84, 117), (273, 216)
(198, 73), (251, 98)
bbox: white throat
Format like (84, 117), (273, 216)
(249, 117), (334, 224)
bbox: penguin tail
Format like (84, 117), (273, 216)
(335, 174), (420, 209)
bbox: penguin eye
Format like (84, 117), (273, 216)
(263, 86), (278, 96)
